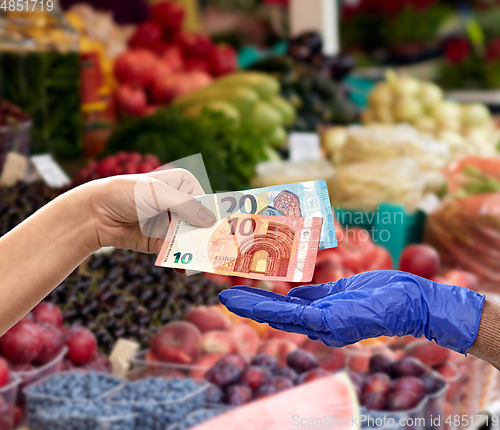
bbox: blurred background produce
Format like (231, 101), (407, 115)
(2, 0), (500, 429)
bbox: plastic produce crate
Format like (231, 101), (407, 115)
(24, 371), (123, 428)
(361, 398), (427, 430)
(0, 375), (20, 430)
(129, 350), (210, 381)
(335, 204), (426, 267)
(167, 408), (226, 430)
(31, 404), (136, 430)
(344, 75), (377, 109)
(13, 346), (67, 413)
(107, 379), (209, 430)
(0, 121), (31, 172)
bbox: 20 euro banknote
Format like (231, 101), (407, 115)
(197, 180), (336, 250)
(156, 213), (323, 282)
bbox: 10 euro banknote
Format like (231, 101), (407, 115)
(156, 213), (323, 282)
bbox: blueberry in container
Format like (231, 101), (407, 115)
(107, 377), (209, 430)
(167, 408), (225, 430)
(31, 402), (135, 430)
(14, 346), (67, 411)
(25, 371), (123, 428)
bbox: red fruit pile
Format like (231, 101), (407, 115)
(0, 303), (105, 372)
(114, 0), (237, 117)
(350, 352), (446, 412)
(147, 312), (262, 371)
(202, 348), (335, 406)
(73, 152), (161, 186)
(312, 225), (393, 285)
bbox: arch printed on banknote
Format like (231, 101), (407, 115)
(156, 213), (323, 283)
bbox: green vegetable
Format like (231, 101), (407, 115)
(267, 126), (287, 148)
(174, 86), (259, 115)
(183, 101), (240, 128)
(0, 50), (83, 159)
(268, 96), (296, 126)
(243, 101), (282, 132)
(211, 72), (280, 99)
(250, 58), (358, 131)
(106, 107), (269, 191)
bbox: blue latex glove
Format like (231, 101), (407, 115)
(219, 270), (485, 354)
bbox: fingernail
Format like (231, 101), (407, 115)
(197, 207), (216, 226)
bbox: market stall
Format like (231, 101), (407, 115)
(1, 1), (500, 429)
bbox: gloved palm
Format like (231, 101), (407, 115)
(219, 270), (485, 354)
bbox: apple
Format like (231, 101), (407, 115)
(0, 322), (43, 364)
(65, 327), (97, 365)
(162, 47), (184, 72)
(399, 244), (440, 279)
(150, 321), (202, 364)
(128, 21), (163, 49)
(151, 71), (212, 104)
(209, 44), (237, 77)
(114, 85), (148, 116)
(32, 302), (63, 327)
(150, 1), (185, 31)
(184, 58), (211, 74)
(185, 307), (230, 333)
(201, 331), (238, 355)
(176, 32), (214, 58)
(114, 49), (158, 87)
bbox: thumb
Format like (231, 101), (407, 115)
(134, 177), (216, 239)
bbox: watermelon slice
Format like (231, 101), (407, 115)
(191, 371), (360, 430)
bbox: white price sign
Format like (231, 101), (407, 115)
(289, 132), (321, 162)
(30, 154), (70, 189)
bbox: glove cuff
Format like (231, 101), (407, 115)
(464, 294), (485, 356)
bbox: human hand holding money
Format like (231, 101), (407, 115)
(155, 181), (336, 282)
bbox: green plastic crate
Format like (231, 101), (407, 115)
(334, 203), (426, 268)
(345, 75), (377, 110)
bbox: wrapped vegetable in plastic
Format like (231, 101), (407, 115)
(326, 124), (448, 193)
(425, 157), (500, 290)
(331, 157), (425, 212)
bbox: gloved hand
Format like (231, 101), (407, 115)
(219, 270), (485, 354)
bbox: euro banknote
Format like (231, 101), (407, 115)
(196, 180), (336, 250)
(156, 213), (323, 282)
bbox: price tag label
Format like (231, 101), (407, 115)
(289, 132), (321, 162)
(109, 338), (140, 377)
(30, 154), (71, 189)
(0, 152), (28, 187)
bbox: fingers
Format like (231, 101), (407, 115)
(147, 168), (206, 196)
(220, 296), (270, 323)
(267, 321), (316, 338)
(252, 301), (329, 333)
(134, 176), (216, 238)
(221, 286), (287, 302)
(219, 286), (285, 307)
(286, 283), (335, 302)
